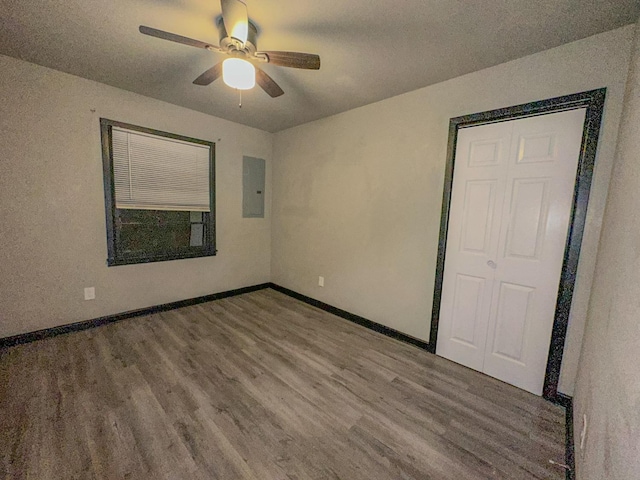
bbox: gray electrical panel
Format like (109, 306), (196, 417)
(242, 156), (265, 218)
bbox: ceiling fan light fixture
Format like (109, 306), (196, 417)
(222, 58), (255, 90)
(139, 0), (321, 99)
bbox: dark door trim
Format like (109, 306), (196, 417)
(428, 88), (606, 402)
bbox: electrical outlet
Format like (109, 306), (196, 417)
(580, 414), (587, 450)
(84, 287), (95, 300)
(318, 276), (324, 287)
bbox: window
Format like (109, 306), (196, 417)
(100, 119), (216, 266)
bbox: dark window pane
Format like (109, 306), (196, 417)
(115, 209), (207, 257)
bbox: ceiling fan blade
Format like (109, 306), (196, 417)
(139, 25), (219, 51)
(258, 51), (321, 70)
(221, 0), (249, 44)
(193, 63), (224, 86)
(256, 67), (284, 97)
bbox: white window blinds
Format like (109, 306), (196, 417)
(112, 127), (211, 212)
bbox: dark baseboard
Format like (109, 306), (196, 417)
(0, 283), (271, 349)
(268, 283), (431, 351)
(537, 392), (575, 479)
(554, 392), (573, 408)
(563, 395), (576, 480)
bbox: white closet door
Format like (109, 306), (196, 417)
(482, 108), (586, 394)
(437, 108), (586, 395)
(435, 121), (512, 371)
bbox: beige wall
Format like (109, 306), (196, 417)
(0, 54), (272, 338)
(271, 26), (634, 395)
(574, 17), (640, 480)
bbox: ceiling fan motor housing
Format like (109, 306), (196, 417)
(216, 17), (259, 58)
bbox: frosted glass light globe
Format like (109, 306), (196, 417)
(222, 58), (256, 90)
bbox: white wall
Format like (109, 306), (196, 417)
(0, 54), (272, 338)
(271, 26), (634, 395)
(574, 17), (640, 480)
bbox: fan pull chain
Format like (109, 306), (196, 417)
(238, 89), (242, 108)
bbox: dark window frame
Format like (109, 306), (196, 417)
(100, 118), (216, 266)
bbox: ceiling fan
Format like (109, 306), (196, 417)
(139, 0), (321, 98)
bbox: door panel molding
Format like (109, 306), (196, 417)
(429, 88), (606, 403)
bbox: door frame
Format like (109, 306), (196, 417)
(429, 89), (606, 402)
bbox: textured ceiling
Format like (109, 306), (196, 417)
(1, 0), (638, 132)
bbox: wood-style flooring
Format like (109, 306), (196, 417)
(0, 289), (567, 479)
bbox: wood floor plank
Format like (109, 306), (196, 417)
(0, 289), (567, 479)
